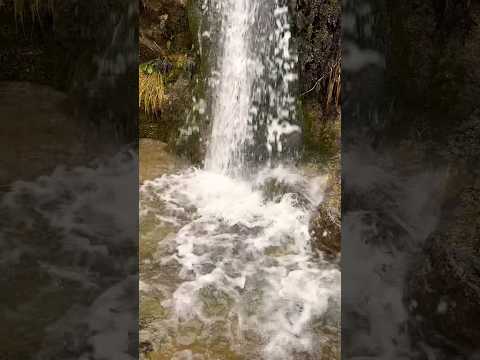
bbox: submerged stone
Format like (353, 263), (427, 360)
(198, 284), (234, 318)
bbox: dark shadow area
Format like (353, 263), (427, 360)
(0, 0), (139, 358)
(342, 0), (480, 358)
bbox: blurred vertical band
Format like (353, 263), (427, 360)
(342, 0), (480, 358)
(0, 0), (139, 359)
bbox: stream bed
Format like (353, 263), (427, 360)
(139, 162), (340, 360)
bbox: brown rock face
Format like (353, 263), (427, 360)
(310, 204), (340, 257)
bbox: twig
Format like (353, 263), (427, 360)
(300, 74), (327, 97)
(300, 57), (341, 97)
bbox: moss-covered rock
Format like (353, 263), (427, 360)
(309, 203), (340, 257)
(139, 0), (212, 163)
(289, 0), (342, 162)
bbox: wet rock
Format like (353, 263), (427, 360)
(290, 0), (341, 158)
(259, 178), (310, 207)
(318, 327), (341, 360)
(172, 350), (197, 360)
(406, 178), (480, 354)
(139, 325), (172, 355)
(310, 163), (341, 257)
(309, 204), (340, 257)
(140, 138), (183, 183)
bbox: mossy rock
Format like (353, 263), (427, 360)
(309, 204), (340, 257)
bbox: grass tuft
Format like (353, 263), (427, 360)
(139, 70), (167, 115)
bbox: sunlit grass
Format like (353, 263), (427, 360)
(139, 70), (167, 115)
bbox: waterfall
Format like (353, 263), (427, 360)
(204, 0), (254, 174)
(205, 0), (300, 176)
(139, 1), (340, 359)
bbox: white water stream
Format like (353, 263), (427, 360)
(205, 0), (300, 175)
(140, 1), (340, 359)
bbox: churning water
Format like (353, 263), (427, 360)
(140, 167), (340, 359)
(140, 1), (340, 359)
(0, 150), (138, 360)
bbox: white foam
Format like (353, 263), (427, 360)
(140, 166), (340, 359)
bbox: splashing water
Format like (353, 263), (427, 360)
(0, 150), (138, 360)
(140, 166), (340, 359)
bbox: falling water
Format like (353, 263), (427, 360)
(204, 0), (254, 174)
(205, 0), (300, 175)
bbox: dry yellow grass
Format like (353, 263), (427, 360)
(139, 71), (167, 114)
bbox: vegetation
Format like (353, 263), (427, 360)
(139, 69), (167, 115)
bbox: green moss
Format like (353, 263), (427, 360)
(186, 0), (202, 49)
(301, 99), (340, 164)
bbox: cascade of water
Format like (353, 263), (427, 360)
(204, 0), (255, 174)
(205, 0), (300, 176)
(139, 1), (340, 359)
